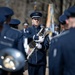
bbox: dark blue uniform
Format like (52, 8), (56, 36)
(27, 11), (49, 75)
(1, 24), (24, 52)
(21, 27), (31, 38)
(21, 27), (33, 46)
(49, 6), (75, 75)
(1, 24), (25, 75)
(0, 7), (26, 75)
(27, 25), (49, 75)
(49, 28), (75, 75)
(0, 6), (26, 59)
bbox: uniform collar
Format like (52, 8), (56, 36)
(33, 25), (41, 29)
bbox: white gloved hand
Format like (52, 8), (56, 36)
(36, 43), (42, 49)
(39, 36), (44, 42)
(34, 36), (44, 43)
(25, 45), (30, 55)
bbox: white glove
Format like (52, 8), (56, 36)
(34, 36), (44, 43)
(24, 44), (30, 55)
(23, 38), (30, 55)
(39, 36), (44, 42)
(36, 43), (42, 49)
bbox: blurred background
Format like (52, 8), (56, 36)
(0, 0), (75, 30)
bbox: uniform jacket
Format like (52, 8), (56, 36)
(21, 28), (32, 44)
(49, 28), (75, 75)
(27, 25), (49, 65)
(1, 24), (25, 56)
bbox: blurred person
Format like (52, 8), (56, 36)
(0, 7), (26, 75)
(21, 20), (31, 55)
(27, 11), (49, 75)
(21, 20), (29, 37)
(49, 6), (75, 75)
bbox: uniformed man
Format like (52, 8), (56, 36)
(9, 19), (21, 29)
(0, 7), (26, 75)
(27, 11), (49, 75)
(21, 21), (31, 55)
(49, 6), (75, 75)
(21, 20), (29, 37)
(0, 6), (24, 55)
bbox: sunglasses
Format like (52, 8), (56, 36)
(32, 18), (40, 20)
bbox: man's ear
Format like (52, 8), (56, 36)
(65, 19), (69, 25)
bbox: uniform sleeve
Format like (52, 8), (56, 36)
(49, 38), (64, 75)
(26, 27), (33, 43)
(42, 35), (49, 50)
(27, 27), (33, 38)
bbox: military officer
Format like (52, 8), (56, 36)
(9, 19), (21, 29)
(21, 20), (29, 38)
(0, 7), (24, 54)
(0, 7), (26, 75)
(21, 21), (32, 55)
(27, 11), (49, 75)
(49, 6), (75, 75)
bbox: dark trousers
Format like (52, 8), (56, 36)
(28, 64), (46, 75)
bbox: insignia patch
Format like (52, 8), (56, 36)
(53, 48), (57, 57)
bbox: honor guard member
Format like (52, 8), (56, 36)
(27, 11), (49, 75)
(49, 6), (75, 75)
(59, 14), (69, 33)
(0, 7), (26, 75)
(21, 20), (29, 38)
(21, 21), (31, 55)
(0, 7), (24, 55)
(9, 19), (21, 29)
